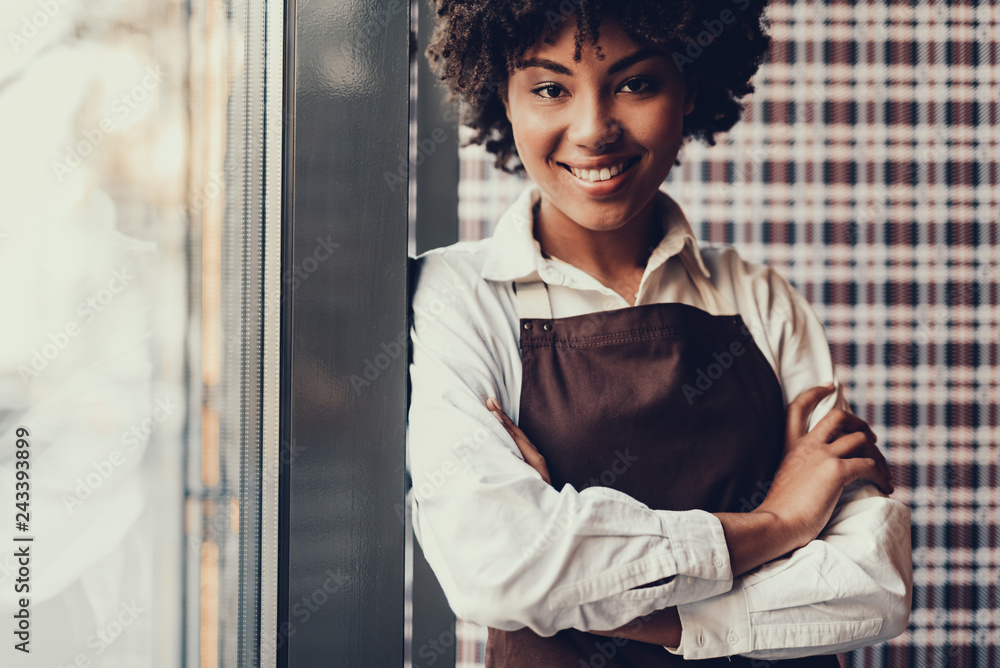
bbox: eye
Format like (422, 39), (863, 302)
(619, 77), (654, 94)
(531, 84), (566, 99)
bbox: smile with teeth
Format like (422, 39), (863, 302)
(561, 157), (639, 183)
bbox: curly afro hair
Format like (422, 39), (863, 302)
(425, 0), (772, 173)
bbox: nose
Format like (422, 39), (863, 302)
(566, 95), (622, 153)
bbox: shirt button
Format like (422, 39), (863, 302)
(713, 553), (724, 568)
(727, 630), (739, 645)
(523, 322), (532, 330)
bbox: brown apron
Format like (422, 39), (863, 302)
(485, 274), (838, 667)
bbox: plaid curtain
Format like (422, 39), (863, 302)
(452, 2), (1000, 667)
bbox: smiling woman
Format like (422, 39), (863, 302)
(500, 20), (694, 304)
(408, 1), (912, 667)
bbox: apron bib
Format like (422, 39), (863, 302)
(485, 271), (838, 667)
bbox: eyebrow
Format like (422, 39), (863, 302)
(520, 47), (667, 76)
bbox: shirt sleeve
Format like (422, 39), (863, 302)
(665, 254), (913, 660)
(407, 252), (734, 636)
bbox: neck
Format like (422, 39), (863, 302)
(533, 197), (662, 283)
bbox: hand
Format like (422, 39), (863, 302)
(755, 384), (894, 549)
(714, 384), (895, 576)
(486, 397), (551, 485)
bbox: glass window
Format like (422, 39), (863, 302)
(1, 0), (278, 664)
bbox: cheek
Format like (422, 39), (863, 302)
(628, 102), (685, 148)
(632, 109), (684, 150)
(511, 115), (559, 165)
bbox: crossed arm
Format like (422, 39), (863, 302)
(487, 384), (901, 652)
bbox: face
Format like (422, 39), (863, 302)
(502, 16), (695, 235)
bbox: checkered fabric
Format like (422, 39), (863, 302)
(448, 2), (1000, 667)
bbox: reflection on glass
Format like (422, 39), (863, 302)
(0, 0), (269, 665)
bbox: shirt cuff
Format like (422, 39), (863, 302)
(672, 577), (752, 659)
(653, 508), (733, 597)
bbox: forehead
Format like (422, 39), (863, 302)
(520, 15), (648, 63)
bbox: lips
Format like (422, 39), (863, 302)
(559, 157), (640, 183)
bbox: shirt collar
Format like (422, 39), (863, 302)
(480, 185), (711, 283)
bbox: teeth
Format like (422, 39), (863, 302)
(567, 159), (633, 182)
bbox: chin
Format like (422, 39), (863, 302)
(561, 203), (642, 231)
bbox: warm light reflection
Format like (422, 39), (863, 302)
(200, 538), (219, 668)
(200, 0), (226, 388)
(195, 1), (238, 665)
(201, 191), (222, 388)
(231, 496), (240, 535)
(202, 404), (220, 487)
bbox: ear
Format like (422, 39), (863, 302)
(683, 82), (697, 117)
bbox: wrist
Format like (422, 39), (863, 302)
(715, 508), (803, 576)
(749, 507), (808, 557)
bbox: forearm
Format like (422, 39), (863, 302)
(668, 489), (912, 661)
(412, 474), (735, 634)
(585, 510), (799, 647)
(589, 606), (681, 647)
(713, 509), (802, 577)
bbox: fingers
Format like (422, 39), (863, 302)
(786, 384), (837, 444)
(487, 397), (552, 485)
(826, 430), (873, 458)
(828, 429), (886, 466)
(828, 431), (894, 494)
(838, 456), (894, 495)
(814, 408), (877, 445)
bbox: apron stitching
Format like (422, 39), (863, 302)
(518, 335), (533, 424)
(516, 316), (747, 340)
(520, 329), (757, 348)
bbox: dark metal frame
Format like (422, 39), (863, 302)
(278, 0), (412, 665)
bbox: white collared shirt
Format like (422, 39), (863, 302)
(407, 185), (912, 660)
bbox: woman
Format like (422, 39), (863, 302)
(407, 1), (912, 665)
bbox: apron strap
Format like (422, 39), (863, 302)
(513, 280), (553, 320)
